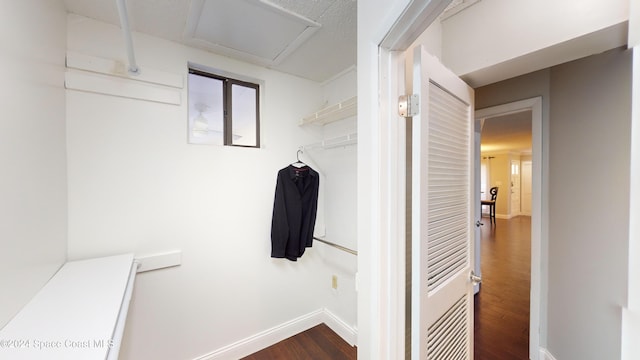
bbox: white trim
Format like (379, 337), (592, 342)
(134, 251), (182, 273)
(184, 0), (320, 66)
(624, 44), (640, 360)
(440, 0), (481, 20)
(482, 213), (519, 220)
(382, 49), (408, 360)
(540, 348), (558, 360)
(476, 96), (544, 360)
(64, 71), (182, 105)
(323, 308), (358, 346)
(320, 64), (357, 87)
(107, 260), (137, 360)
(193, 310), (323, 360)
(368, 2), (451, 359)
(192, 309), (357, 360)
(628, 44), (640, 312)
(381, 0), (453, 51)
(66, 52), (183, 88)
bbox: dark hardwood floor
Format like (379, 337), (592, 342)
(475, 216), (531, 359)
(243, 217), (529, 360)
(241, 323), (356, 360)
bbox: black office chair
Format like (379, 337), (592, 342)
(481, 187), (498, 224)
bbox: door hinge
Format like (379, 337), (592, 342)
(398, 94), (419, 117)
(470, 271), (482, 285)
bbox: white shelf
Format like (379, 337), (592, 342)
(0, 254), (136, 360)
(301, 96), (357, 126)
(304, 132), (357, 150)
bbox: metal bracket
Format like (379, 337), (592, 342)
(398, 94), (419, 117)
(470, 271), (482, 285)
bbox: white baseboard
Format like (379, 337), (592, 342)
(322, 308), (358, 346)
(540, 348), (558, 360)
(193, 308), (357, 360)
(483, 213), (522, 220)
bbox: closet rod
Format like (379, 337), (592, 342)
(314, 237), (357, 256)
(116, 0), (139, 75)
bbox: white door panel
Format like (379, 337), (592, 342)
(511, 159), (521, 216)
(412, 46), (475, 360)
(521, 161), (532, 215)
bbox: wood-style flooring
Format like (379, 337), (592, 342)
(475, 216), (531, 359)
(243, 216), (530, 360)
(241, 323), (356, 360)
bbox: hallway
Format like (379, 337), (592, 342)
(475, 216), (531, 359)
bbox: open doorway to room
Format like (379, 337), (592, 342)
(474, 98), (542, 359)
(475, 110), (533, 359)
(479, 110), (532, 218)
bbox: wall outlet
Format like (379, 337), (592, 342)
(332, 275), (338, 289)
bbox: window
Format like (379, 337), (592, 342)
(188, 68), (260, 147)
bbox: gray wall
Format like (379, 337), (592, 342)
(476, 68), (552, 349)
(547, 47), (631, 360)
(476, 47), (632, 358)
(0, 1), (68, 327)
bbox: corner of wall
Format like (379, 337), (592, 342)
(0, 0), (68, 328)
(190, 308), (357, 360)
(540, 348), (558, 360)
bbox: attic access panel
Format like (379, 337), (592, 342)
(185, 0), (321, 66)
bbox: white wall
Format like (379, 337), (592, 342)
(0, 0), (68, 328)
(410, 20), (442, 60)
(441, 0), (629, 86)
(65, 15), (348, 360)
(405, 20), (443, 91)
(313, 68), (358, 333)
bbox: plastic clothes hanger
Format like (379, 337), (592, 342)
(291, 148), (307, 169)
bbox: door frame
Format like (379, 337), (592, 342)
(521, 160), (533, 216)
(368, 1), (455, 358)
(475, 97), (543, 360)
(373, 0), (545, 354)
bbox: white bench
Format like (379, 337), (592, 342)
(0, 254), (137, 360)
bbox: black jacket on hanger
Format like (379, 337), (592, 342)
(271, 165), (319, 261)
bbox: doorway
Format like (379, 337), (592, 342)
(371, 2), (548, 358)
(475, 109), (534, 358)
(479, 110), (532, 219)
(475, 97), (543, 360)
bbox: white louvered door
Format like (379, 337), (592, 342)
(411, 46), (475, 359)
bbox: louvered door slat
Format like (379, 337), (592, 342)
(411, 47), (474, 360)
(426, 81), (470, 294)
(426, 296), (469, 360)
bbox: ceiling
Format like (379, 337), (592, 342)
(63, 0), (357, 83)
(481, 110), (532, 154)
(64, 0), (531, 151)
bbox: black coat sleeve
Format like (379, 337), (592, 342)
(270, 171), (289, 258)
